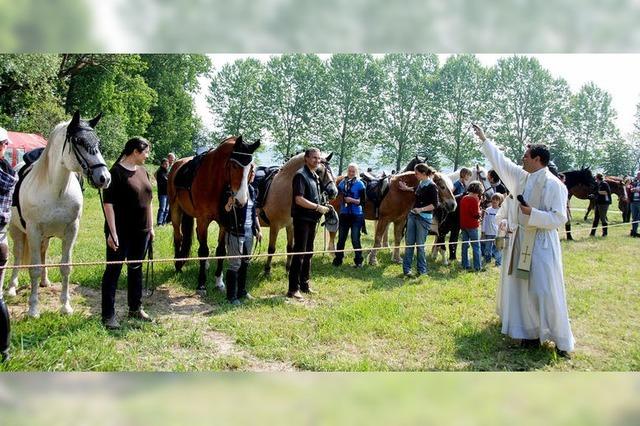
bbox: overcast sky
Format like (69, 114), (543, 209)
(196, 53), (640, 137)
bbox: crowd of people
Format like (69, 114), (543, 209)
(2, 122), (640, 359)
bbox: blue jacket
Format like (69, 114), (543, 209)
(338, 178), (365, 216)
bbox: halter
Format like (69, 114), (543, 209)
(318, 161), (336, 200)
(63, 126), (108, 178)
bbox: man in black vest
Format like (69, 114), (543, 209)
(590, 173), (612, 237)
(288, 148), (329, 300)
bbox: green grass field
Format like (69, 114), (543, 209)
(0, 189), (638, 371)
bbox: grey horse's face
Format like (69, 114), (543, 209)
(65, 111), (111, 189)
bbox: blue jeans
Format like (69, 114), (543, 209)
(403, 212), (431, 275)
(631, 202), (640, 235)
(481, 234), (502, 266)
(157, 194), (169, 225)
(461, 228), (481, 271)
(334, 214), (364, 266)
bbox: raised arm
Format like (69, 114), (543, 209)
(473, 125), (526, 193)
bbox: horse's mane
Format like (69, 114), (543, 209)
(561, 168), (594, 189)
(30, 120), (67, 187)
(278, 153), (306, 176)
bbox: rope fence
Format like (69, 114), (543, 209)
(1, 219), (638, 271)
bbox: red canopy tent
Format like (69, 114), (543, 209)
(5, 131), (48, 167)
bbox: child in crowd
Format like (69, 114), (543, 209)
(459, 181), (484, 271)
(481, 193), (504, 267)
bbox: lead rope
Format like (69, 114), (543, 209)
(144, 238), (155, 297)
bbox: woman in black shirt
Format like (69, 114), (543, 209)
(101, 137), (154, 329)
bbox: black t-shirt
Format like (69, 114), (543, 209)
(413, 180), (439, 210)
(103, 163), (153, 234)
(155, 167), (168, 196)
(596, 181), (611, 205)
(291, 166), (322, 222)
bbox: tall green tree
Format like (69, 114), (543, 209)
(628, 102), (640, 174)
(375, 54), (441, 171)
(488, 56), (570, 163)
(317, 54), (383, 174)
(567, 82), (618, 169)
(142, 54), (211, 160)
(63, 54), (157, 158)
(260, 54), (326, 161)
(208, 58), (264, 143)
(602, 134), (635, 176)
(0, 54), (66, 136)
(435, 54), (490, 170)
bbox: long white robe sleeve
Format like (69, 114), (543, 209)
(481, 139), (575, 352)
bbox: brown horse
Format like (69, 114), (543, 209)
(167, 136), (260, 294)
(583, 176), (628, 220)
(561, 168), (596, 240)
(328, 171), (456, 265)
(259, 152), (338, 275)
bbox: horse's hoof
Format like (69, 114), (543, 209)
(28, 307), (40, 318)
(60, 303), (73, 315)
(392, 258), (402, 264)
(40, 280), (51, 288)
(369, 259), (378, 266)
(6, 287), (16, 297)
(196, 287), (207, 296)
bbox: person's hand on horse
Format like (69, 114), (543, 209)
(316, 204), (330, 215)
(398, 181), (411, 192)
(472, 123), (486, 142)
(107, 233), (119, 251)
(224, 196), (234, 212)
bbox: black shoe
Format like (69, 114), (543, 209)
(300, 287), (317, 295)
(102, 315), (121, 330)
(556, 348), (572, 359)
(286, 290), (304, 300)
(520, 338), (540, 348)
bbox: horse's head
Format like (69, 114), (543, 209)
(473, 165), (493, 203)
(403, 155), (427, 173)
(433, 172), (457, 213)
(228, 135), (260, 205)
(317, 152), (338, 200)
(64, 111), (111, 189)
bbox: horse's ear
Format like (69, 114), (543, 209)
(70, 111), (81, 129)
(89, 112), (103, 128)
(249, 139), (261, 153)
(236, 135), (244, 145)
(326, 152), (334, 162)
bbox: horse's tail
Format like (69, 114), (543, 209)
(175, 212), (194, 272)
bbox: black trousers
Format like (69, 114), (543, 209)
(591, 204), (609, 236)
(288, 218), (317, 293)
(101, 230), (150, 320)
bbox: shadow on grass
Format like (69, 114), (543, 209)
(453, 321), (558, 371)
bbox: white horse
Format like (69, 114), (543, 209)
(6, 111), (111, 317)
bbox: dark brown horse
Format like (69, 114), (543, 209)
(560, 168), (596, 240)
(167, 136), (260, 294)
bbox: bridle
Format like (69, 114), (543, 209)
(63, 126), (108, 180)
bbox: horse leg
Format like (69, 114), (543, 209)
(213, 230), (226, 291)
(59, 222), (78, 314)
(368, 219), (386, 266)
(26, 229), (43, 318)
(448, 225), (460, 261)
(328, 230), (336, 255)
(195, 220), (210, 295)
(285, 224), (294, 272)
(39, 238), (51, 288)
(383, 224), (390, 247)
(172, 206), (184, 271)
(264, 226), (278, 276)
(7, 227), (25, 297)
(584, 199), (594, 221)
(392, 219), (405, 263)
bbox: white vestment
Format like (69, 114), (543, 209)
(482, 139), (575, 351)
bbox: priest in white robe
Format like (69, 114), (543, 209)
(473, 124), (575, 356)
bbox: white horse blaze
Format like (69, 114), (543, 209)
(233, 164), (250, 206)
